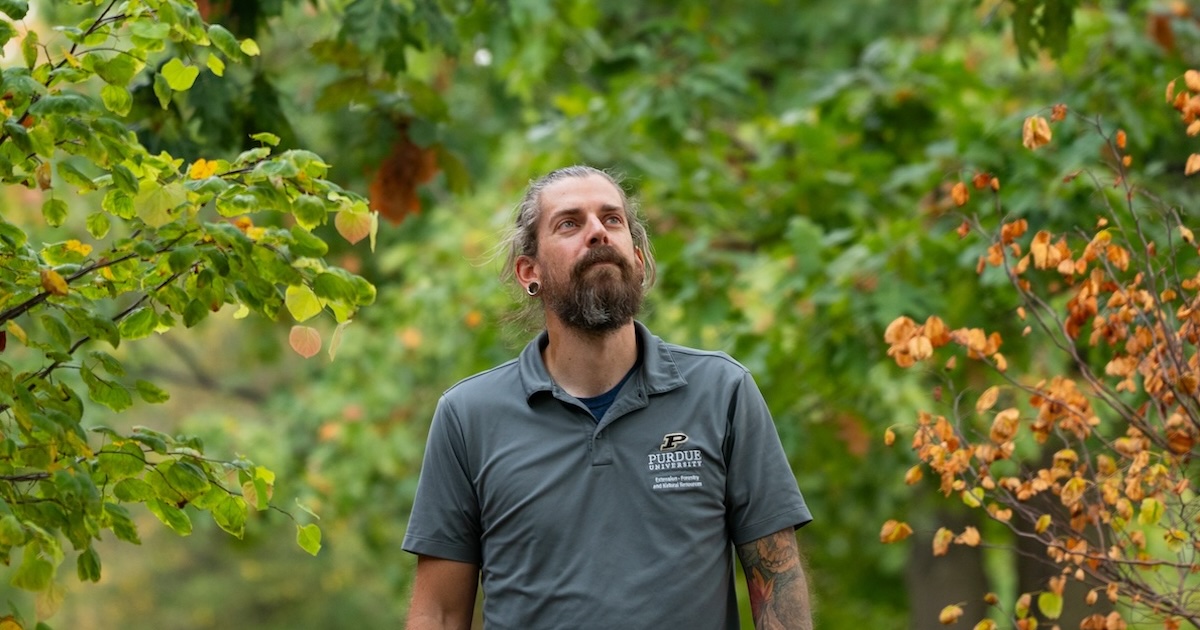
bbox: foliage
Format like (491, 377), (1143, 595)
(883, 84), (1200, 627)
(0, 0), (375, 622)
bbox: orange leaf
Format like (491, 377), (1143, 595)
(289, 325), (321, 359)
(40, 269), (68, 296)
(1166, 79), (1177, 104)
(884, 427), (896, 446)
(1051, 103), (1068, 122)
(951, 182), (969, 206)
(971, 172), (992, 190)
(975, 386), (999, 414)
(954, 526), (981, 546)
(1186, 69), (1200, 93)
(335, 210), (372, 245)
(1115, 129), (1126, 149)
(1022, 115), (1052, 150)
(1187, 154), (1200, 176)
(932, 527), (953, 556)
(880, 519), (913, 544)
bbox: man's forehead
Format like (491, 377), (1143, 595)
(539, 175), (624, 214)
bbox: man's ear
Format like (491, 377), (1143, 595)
(515, 255), (540, 287)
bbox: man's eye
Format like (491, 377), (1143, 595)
(559, 220), (576, 229)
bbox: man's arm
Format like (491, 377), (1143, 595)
(736, 527), (813, 630)
(405, 555), (479, 630)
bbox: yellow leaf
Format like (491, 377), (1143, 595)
(884, 427), (896, 447)
(1181, 226), (1194, 244)
(904, 464), (923, 485)
(7, 321), (28, 346)
(939, 604), (964, 625)
(64, 239), (92, 256)
(0, 615), (23, 630)
(879, 519), (913, 544)
(188, 158), (219, 179)
(975, 386), (999, 414)
(1022, 115), (1052, 150)
(1035, 513), (1051, 533)
(40, 268), (68, 296)
(973, 619), (996, 630)
(1166, 79), (1177, 103)
(288, 325), (321, 359)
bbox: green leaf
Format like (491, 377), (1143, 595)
(212, 495), (247, 539)
(153, 72), (171, 109)
(162, 460), (210, 500)
(0, 515), (26, 546)
(0, 20), (16, 49)
(76, 546), (101, 582)
(0, 220), (27, 248)
(161, 58), (200, 91)
(97, 442), (145, 480)
(118, 307), (157, 340)
(1037, 591), (1062, 620)
(292, 194), (327, 231)
(183, 298), (209, 328)
(1138, 498), (1163, 526)
(100, 84), (132, 116)
(81, 366), (133, 413)
(207, 24), (240, 59)
(94, 54), (139, 86)
(20, 29), (36, 67)
(134, 181), (187, 228)
(112, 478), (154, 502)
(251, 132), (280, 146)
(285, 285), (323, 322)
(167, 245), (199, 273)
(104, 503), (141, 544)
(0, 1), (29, 21)
(146, 498), (192, 536)
(28, 93), (95, 116)
(11, 544), (54, 591)
(42, 198), (67, 227)
(134, 380), (169, 404)
(289, 225), (328, 257)
(296, 523), (321, 556)
(85, 211), (110, 239)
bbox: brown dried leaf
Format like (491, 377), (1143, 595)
(1022, 115), (1052, 150)
(975, 386), (1000, 414)
(880, 519), (913, 544)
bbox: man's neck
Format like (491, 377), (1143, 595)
(541, 316), (639, 399)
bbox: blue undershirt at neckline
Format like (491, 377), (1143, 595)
(578, 363), (638, 422)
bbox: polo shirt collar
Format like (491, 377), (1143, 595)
(519, 321), (687, 401)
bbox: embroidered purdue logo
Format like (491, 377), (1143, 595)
(659, 432), (689, 451)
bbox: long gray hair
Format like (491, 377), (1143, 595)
(500, 166), (657, 313)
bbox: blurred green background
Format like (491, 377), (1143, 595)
(2, 0), (1199, 628)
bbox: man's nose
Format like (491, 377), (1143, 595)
(585, 215), (610, 246)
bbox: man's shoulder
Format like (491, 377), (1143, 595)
(442, 358), (523, 403)
(659, 339), (751, 376)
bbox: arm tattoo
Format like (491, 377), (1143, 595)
(736, 528), (813, 630)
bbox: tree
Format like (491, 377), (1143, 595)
(884, 85), (1200, 628)
(0, 1), (375, 624)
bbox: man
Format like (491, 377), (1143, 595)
(402, 165), (813, 629)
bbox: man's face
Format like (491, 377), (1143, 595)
(528, 174), (645, 335)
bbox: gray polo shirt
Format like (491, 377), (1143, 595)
(402, 322), (812, 629)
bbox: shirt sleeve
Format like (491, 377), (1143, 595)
(724, 370), (813, 546)
(401, 395), (483, 564)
